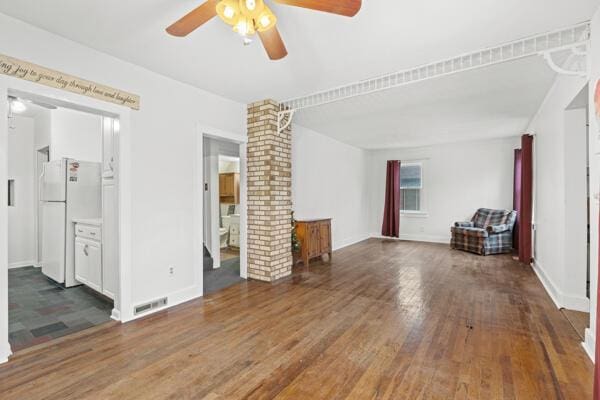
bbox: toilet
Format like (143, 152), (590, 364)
(220, 215), (231, 248)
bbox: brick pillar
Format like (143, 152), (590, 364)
(246, 99), (292, 282)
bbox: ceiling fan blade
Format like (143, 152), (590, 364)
(258, 27), (288, 60)
(166, 0), (219, 37)
(272, 0), (361, 17)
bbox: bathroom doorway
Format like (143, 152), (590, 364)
(202, 135), (245, 295)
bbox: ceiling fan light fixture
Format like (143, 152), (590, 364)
(233, 17), (255, 36)
(256, 6), (276, 32)
(216, 0), (240, 25)
(238, 0), (263, 18)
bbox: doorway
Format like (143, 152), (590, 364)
(200, 132), (247, 295)
(560, 84), (591, 340)
(4, 91), (121, 353)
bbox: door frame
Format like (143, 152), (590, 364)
(35, 146), (50, 267)
(195, 124), (248, 295)
(0, 77), (133, 363)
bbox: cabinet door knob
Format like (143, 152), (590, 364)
(83, 245), (89, 256)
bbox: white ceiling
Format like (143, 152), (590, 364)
(295, 56), (556, 149)
(0, 0), (596, 104)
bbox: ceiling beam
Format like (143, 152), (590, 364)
(280, 22), (590, 114)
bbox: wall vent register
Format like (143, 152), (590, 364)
(134, 297), (168, 315)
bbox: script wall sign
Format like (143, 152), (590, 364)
(0, 53), (140, 110)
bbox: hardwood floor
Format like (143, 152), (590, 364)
(0, 239), (593, 399)
(561, 309), (590, 341)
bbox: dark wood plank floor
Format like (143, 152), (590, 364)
(0, 239), (593, 399)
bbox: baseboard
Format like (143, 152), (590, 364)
(531, 260), (563, 309)
(561, 294), (590, 313)
(333, 233), (370, 251)
(122, 285), (203, 323)
(0, 342), (12, 364)
(369, 232), (449, 244)
(583, 328), (595, 363)
(8, 260), (37, 269)
(531, 260), (590, 312)
(110, 308), (121, 322)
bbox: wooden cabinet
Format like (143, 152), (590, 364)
(219, 173), (240, 204)
(295, 219), (332, 267)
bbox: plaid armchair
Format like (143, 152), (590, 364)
(451, 208), (517, 255)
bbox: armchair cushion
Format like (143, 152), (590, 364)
(486, 224), (511, 233)
(451, 226), (488, 238)
(455, 221), (474, 228)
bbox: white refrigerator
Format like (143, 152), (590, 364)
(39, 159), (101, 287)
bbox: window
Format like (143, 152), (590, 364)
(400, 163), (422, 212)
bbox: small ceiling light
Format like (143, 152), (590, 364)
(234, 17), (254, 36)
(239, 0), (263, 18)
(256, 6), (276, 32)
(10, 98), (26, 114)
(224, 6), (235, 19)
(216, 0), (240, 25)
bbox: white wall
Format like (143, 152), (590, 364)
(526, 73), (589, 313)
(33, 109), (50, 150)
(585, 6), (600, 360)
(219, 158), (240, 173)
(292, 125), (370, 250)
(7, 116), (36, 268)
(563, 107), (589, 308)
(50, 108), (102, 162)
(366, 137), (519, 242)
(0, 12), (245, 340)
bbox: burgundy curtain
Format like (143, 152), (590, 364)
(518, 135), (533, 264)
(381, 160), (400, 237)
(513, 149), (522, 252)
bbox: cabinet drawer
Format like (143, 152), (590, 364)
(75, 224), (102, 241)
(230, 224), (240, 235)
(229, 235), (240, 247)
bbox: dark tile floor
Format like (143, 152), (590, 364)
(9, 266), (113, 352)
(204, 257), (244, 295)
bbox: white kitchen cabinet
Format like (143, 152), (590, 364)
(101, 182), (118, 300)
(75, 237), (102, 293)
(102, 117), (116, 179)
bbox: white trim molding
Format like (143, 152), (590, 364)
(370, 233), (449, 245)
(532, 260), (590, 312)
(8, 260), (37, 269)
(334, 233), (371, 251)
(583, 328), (595, 362)
(195, 123), (248, 297)
(0, 341), (11, 364)
(281, 23), (590, 112)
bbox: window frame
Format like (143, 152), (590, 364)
(399, 161), (427, 216)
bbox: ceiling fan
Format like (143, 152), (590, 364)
(166, 0), (362, 60)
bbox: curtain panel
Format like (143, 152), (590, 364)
(518, 134), (533, 264)
(381, 160), (400, 238)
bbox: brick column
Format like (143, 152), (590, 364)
(246, 99), (292, 282)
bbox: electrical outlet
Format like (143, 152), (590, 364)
(169, 265), (175, 276)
